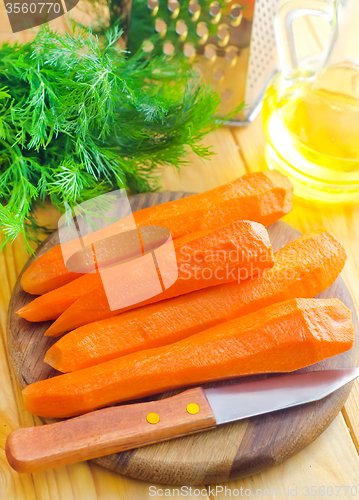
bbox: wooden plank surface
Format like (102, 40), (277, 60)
(210, 414), (359, 500)
(0, 4), (358, 499)
(232, 114), (359, 457)
(0, 124), (358, 499)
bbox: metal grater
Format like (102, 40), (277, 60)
(122, 0), (281, 124)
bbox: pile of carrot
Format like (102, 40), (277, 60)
(44, 230), (347, 372)
(16, 170), (354, 420)
(17, 220), (274, 328)
(23, 298), (354, 418)
(20, 169), (292, 295)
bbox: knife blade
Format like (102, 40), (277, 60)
(6, 368), (359, 474)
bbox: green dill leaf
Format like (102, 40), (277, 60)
(0, 24), (226, 251)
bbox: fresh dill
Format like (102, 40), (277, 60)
(0, 24), (224, 250)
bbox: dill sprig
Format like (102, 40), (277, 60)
(0, 24), (223, 251)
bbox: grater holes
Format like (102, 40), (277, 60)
(147, 0), (159, 16)
(155, 18), (167, 37)
(225, 46), (239, 66)
(142, 40), (154, 53)
(204, 44), (217, 63)
(217, 24), (230, 47)
(194, 64), (204, 76)
(168, 0), (180, 19)
(196, 22), (209, 44)
(213, 67), (225, 83)
(221, 89), (232, 101)
(246, 0), (281, 98)
(183, 42), (196, 60)
(176, 19), (188, 40)
(209, 1), (222, 24)
(230, 4), (243, 27)
(189, 0), (201, 21)
(163, 40), (175, 56)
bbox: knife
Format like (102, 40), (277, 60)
(6, 368), (359, 474)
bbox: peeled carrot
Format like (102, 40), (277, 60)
(21, 170), (292, 295)
(16, 274), (102, 322)
(16, 227), (168, 321)
(17, 220), (273, 323)
(44, 230), (347, 373)
(44, 220), (274, 336)
(23, 298), (354, 418)
(21, 245), (84, 296)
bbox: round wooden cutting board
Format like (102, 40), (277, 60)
(7, 192), (359, 485)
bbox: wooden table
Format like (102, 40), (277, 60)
(0, 6), (359, 499)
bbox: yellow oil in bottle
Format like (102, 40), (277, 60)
(262, 63), (359, 202)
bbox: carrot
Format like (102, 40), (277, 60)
(21, 245), (84, 296)
(16, 273), (103, 322)
(17, 220), (273, 324)
(16, 227), (168, 321)
(44, 230), (347, 373)
(44, 220), (274, 336)
(23, 298), (354, 418)
(21, 170), (292, 295)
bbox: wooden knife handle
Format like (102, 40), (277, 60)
(5, 387), (216, 474)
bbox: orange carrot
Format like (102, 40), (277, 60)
(44, 220), (274, 336)
(16, 227), (166, 321)
(17, 220), (273, 323)
(21, 170), (292, 295)
(21, 246), (84, 296)
(44, 230), (347, 373)
(23, 298), (354, 418)
(16, 274), (103, 322)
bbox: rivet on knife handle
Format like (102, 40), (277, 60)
(5, 387), (216, 474)
(146, 412), (160, 424)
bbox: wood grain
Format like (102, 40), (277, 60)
(210, 413), (359, 499)
(6, 387), (216, 474)
(1, 7), (359, 491)
(232, 112), (359, 457)
(6, 191), (359, 485)
(0, 124), (246, 500)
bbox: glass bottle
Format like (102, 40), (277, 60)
(263, 0), (359, 203)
